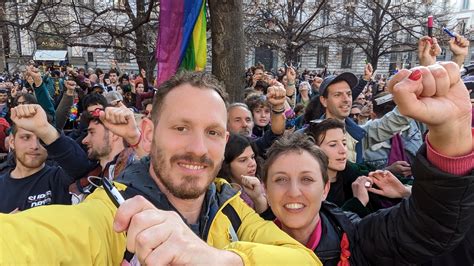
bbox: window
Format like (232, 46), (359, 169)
(114, 38), (130, 63)
(341, 47), (353, 68)
(462, 0), (469, 10)
(87, 52), (94, 62)
(320, 6), (330, 26)
(317, 46), (328, 67)
(345, 11), (354, 26)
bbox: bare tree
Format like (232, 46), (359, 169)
(244, 0), (330, 65)
(1, 0), (159, 79)
(334, 0), (451, 70)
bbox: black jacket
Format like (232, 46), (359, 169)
(354, 145), (474, 265)
(263, 145), (474, 265)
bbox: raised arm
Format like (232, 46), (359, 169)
(55, 80), (76, 130)
(449, 34), (470, 68)
(357, 62), (474, 264)
(10, 104), (93, 179)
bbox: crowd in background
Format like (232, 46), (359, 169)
(0, 33), (473, 265)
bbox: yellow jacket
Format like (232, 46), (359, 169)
(0, 179), (321, 265)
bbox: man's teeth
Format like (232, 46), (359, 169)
(180, 164), (205, 170)
(285, 203), (304, 209)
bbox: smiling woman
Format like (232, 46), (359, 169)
(304, 119), (401, 217)
(261, 127), (474, 265)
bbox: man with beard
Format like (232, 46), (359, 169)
(0, 71), (320, 265)
(67, 110), (141, 203)
(0, 105), (91, 213)
(81, 111), (131, 174)
(319, 64), (374, 163)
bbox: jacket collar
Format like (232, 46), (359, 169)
(116, 156), (239, 239)
(321, 114), (366, 141)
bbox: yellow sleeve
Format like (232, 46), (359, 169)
(225, 198), (322, 265)
(0, 189), (126, 265)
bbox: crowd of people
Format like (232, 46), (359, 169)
(0, 33), (473, 265)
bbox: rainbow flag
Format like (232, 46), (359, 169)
(156, 0), (207, 86)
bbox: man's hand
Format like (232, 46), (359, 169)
(10, 104), (59, 144)
(11, 86), (18, 98)
(418, 36), (441, 66)
(449, 34), (470, 67)
(367, 170), (411, 199)
(64, 80), (77, 96)
(385, 160), (412, 177)
(266, 80), (287, 110)
(26, 65), (42, 87)
(388, 62), (472, 156)
(363, 63), (373, 81)
(66, 66), (77, 76)
(351, 176), (371, 206)
(114, 196), (244, 266)
(286, 67), (296, 84)
(99, 105), (140, 146)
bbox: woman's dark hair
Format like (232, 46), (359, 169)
(303, 96), (325, 124)
(95, 68), (104, 76)
(13, 93), (38, 106)
(263, 133), (329, 185)
(293, 103), (305, 116)
(304, 118), (345, 146)
(218, 133), (261, 182)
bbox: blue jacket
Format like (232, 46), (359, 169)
(344, 117), (366, 163)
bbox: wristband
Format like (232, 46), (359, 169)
(272, 107), (285, 114)
(129, 130), (142, 148)
(287, 82), (295, 87)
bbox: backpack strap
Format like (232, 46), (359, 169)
(222, 204), (242, 242)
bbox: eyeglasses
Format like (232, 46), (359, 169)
(16, 101), (31, 105)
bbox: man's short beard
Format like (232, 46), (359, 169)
(88, 130), (112, 160)
(14, 150), (46, 169)
(150, 143), (220, 200)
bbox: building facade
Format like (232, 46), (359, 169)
(3, 0), (146, 74)
(243, 0), (469, 77)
